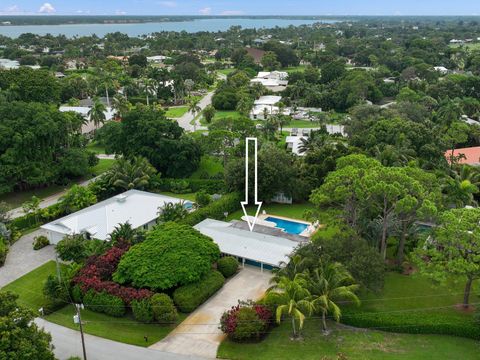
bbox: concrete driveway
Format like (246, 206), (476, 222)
(149, 266), (271, 359)
(0, 229), (55, 287)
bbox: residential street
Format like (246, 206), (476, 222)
(176, 91), (212, 131)
(35, 318), (206, 360)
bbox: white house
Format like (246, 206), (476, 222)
(59, 106), (115, 134)
(41, 190), (192, 244)
(250, 95), (289, 120)
(194, 218), (299, 270)
(0, 59), (19, 69)
(147, 55), (170, 64)
(434, 66), (449, 75)
(250, 71), (288, 92)
(286, 136), (307, 156)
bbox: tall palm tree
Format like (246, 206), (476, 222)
(267, 274), (314, 338)
(105, 156), (157, 191)
(88, 97), (107, 128)
(307, 262), (360, 332)
(112, 94), (130, 120)
(188, 97), (202, 118)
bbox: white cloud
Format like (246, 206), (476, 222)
(115, 10), (127, 15)
(38, 2), (56, 14)
(158, 1), (177, 8)
(220, 10), (245, 15)
(0, 5), (24, 15)
(199, 7), (212, 15)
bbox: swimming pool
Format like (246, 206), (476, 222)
(265, 216), (309, 235)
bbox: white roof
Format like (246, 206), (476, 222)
(0, 58), (20, 69)
(194, 219), (298, 267)
(286, 136), (307, 156)
(59, 106), (115, 134)
(254, 95), (282, 106)
(41, 190), (190, 241)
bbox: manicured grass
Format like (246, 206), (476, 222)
(0, 184), (67, 208)
(218, 68), (235, 76)
(227, 203), (315, 222)
(214, 111), (242, 120)
(86, 142), (106, 154)
(2, 261), (186, 347)
(283, 66), (306, 73)
(165, 106), (188, 118)
(190, 156), (224, 179)
(217, 320), (480, 360)
(46, 306), (187, 347)
(91, 159), (116, 175)
(2, 260), (61, 310)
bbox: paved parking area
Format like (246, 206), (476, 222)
(149, 266), (272, 359)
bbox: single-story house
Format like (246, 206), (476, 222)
(41, 190), (191, 244)
(147, 55), (170, 64)
(250, 95), (289, 120)
(59, 106), (115, 134)
(286, 135), (307, 156)
(194, 218), (299, 270)
(445, 146), (480, 166)
(250, 71), (289, 92)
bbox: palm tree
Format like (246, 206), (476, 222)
(88, 97), (107, 128)
(112, 94), (130, 120)
(236, 95), (254, 117)
(267, 274), (314, 338)
(188, 97), (202, 118)
(307, 262), (360, 332)
(105, 156), (157, 191)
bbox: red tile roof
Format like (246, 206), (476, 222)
(445, 146), (480, 166)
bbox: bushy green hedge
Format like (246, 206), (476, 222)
(341, 310), (480, 340)
(33, 235), (50, 250)
(131, 299), (154, 323)
(113, 223), (220, 291)
(0, 239), (7, 266)
(83, 290), (126, 317)
(217, 256), (239, 278)
(173, 270), (225, 313)
(181, 192), (242, 226)
(151, 293), (178, 323)
(158, 178), (225, 194)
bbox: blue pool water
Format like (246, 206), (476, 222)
(265, 217), (308, 235)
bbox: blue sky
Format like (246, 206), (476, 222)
(1, 1), (480, 16)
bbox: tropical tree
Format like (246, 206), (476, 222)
(88, 97), (107, 128)
(415, 208), (480, 308)
(202, 105), (216, 123)
(58, 185), (97, 214)
(105, 156), (157, 191)
(158, 201), (188, 222)
(267, 274), (314, 338)
(236, 95), (254, 117)
(188, 97), (202, 118)
(112, 94), (130, 119)
(307, 262), (360, 332)
(22, 196), (41, 224)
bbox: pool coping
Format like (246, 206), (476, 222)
(258, 213), (314, 237)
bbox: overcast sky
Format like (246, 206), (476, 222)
(1, 1), (480, 16)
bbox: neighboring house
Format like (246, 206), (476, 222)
(286, 135), (308, 156)
(41, 190), (192, 244)
(59, 106), (115, 134)
(250, 71), (289, 92)
(250, 95), (289, 120)
(0, 58), (19, 69)
(445, 146), (480, 166)
(147, 55), (170, 64)
(194, 218), (299, 271)
(461, 114), (480, 126)
(434, 66), (449, 75)
(245, 47), (266, 64)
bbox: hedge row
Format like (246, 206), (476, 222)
(83, 290), (126, 317)
(181, 192), (242, 226)
(217, 256), (239, 278)
(341, 310), (480, 340)
(173, 270), (225, 312)
(158, 178), (225, 194)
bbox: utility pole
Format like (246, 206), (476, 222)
(74, 304), (88, 360)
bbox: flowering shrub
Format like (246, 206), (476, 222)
(73, 245), (153, 304)
(220, 300), (272, 341)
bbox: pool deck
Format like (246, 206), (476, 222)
(230, 220), (310, 243)
(258, 213), (315, 237)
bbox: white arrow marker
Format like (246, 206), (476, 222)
(241, 137), (262, 231)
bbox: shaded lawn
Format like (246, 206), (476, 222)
(46, 306), (187, 347)
(218, 68), (235, 76)
(2, 261), (186, 347)
(91, 159), (116, 175)
(227, 203), (315, 222)
(0, 159), (115, 207)
(86, 142), (106, 154)
(190, 156), (224, 179)
(157, 192), (197, 202)
(165, 106), (188, 118)
(218, 320), (480, 360)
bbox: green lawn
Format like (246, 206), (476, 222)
(218, 320), (480, 360)
(46, 306), (187, 347)
(190, 156), (224, 179)
(165, 106), (188, 118)
(283, 66), (306, 73)
(157, 192), (197, 202)
(214, 111), (242, 120)
(227, 203), (315, 222)
(218, 68), (235, 76)
(91, 159), (116, 175)
(2, 261), (61, 310)
(2, 260), (185, 347)
(86, 142), (106, 154)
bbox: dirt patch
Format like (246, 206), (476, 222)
(453, 303), (476, 313)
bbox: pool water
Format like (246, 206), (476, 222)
(265, 217), (308, 235)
